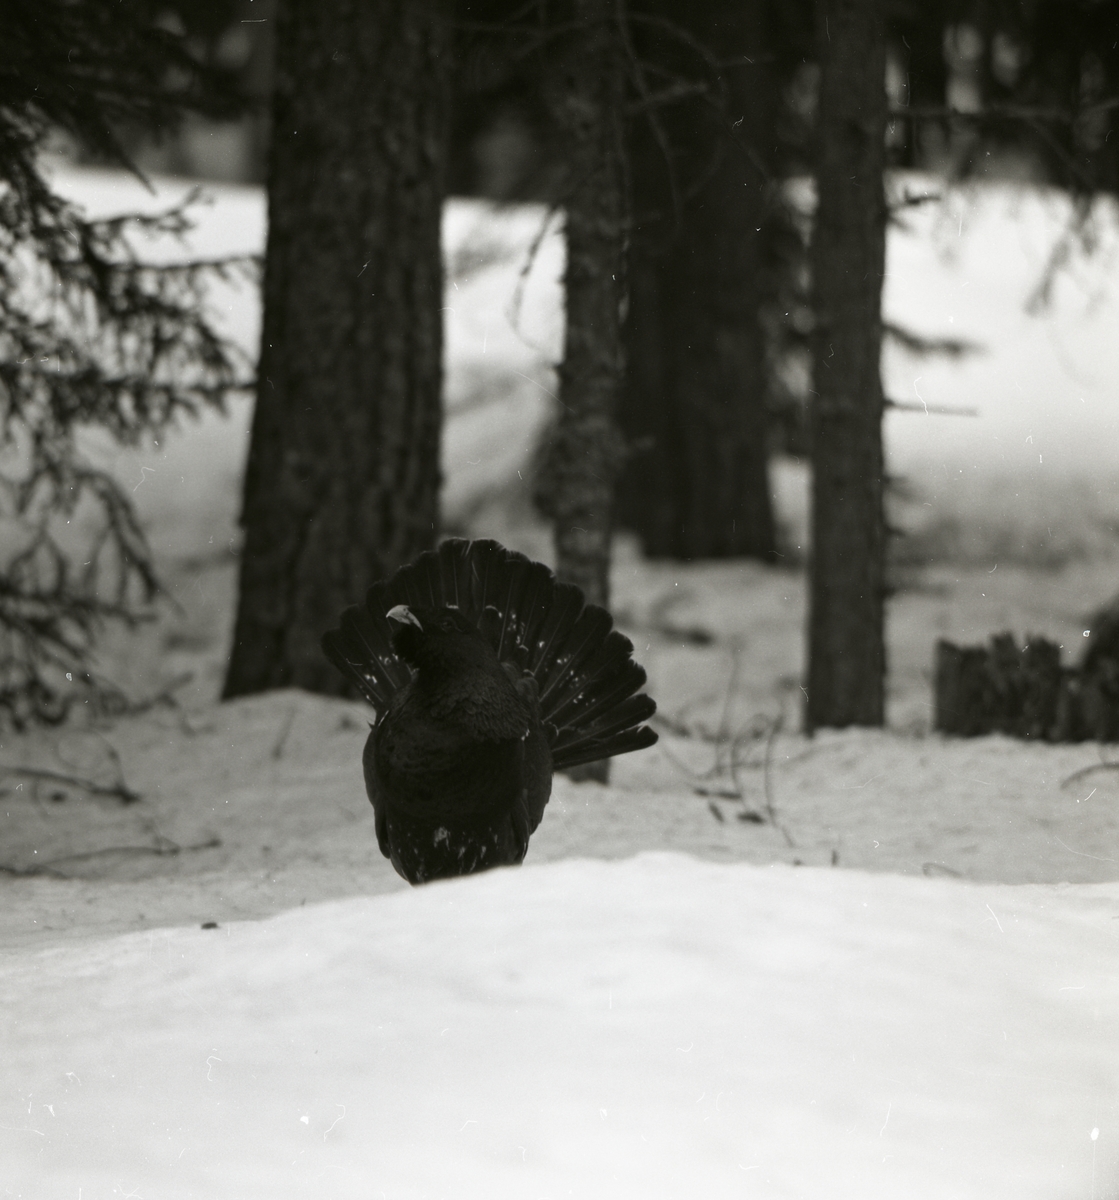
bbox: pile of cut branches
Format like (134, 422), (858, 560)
(935, 598), (1119, 742)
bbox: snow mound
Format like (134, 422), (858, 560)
(2, 852), (1116, 1198)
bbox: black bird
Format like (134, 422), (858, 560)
(321, 538), (658, 884)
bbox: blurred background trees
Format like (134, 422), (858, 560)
(0, 0), (246, 724)
(615, 0), (805, 563)
(5, 0), (1118, 728)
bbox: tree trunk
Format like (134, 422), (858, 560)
(223, 0), (451, 699)
(533, 0), (627, 783)
(616, 0), (778, 562)
(805, 0), (887, 731)
(538, 0), (628, 609)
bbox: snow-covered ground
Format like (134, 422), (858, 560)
(4, 850), (1116, 1199)
(1, 164), (1117, 1198)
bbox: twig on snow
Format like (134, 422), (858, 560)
(271, 706), (297, 760)
(0, 763), (140, 804)
(762, 711), (795, 848)
(1059, 761), (1119, 788)
(0, 835), (220, 878)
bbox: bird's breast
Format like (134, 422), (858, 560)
(372, 708), (529, 822)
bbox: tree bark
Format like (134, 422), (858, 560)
(537, 0), (628, 609)
(805, 0), (887, 730)
(616, 0), (778, 562)
(532, 0), (627, 784)
(223, 0), (451, 698)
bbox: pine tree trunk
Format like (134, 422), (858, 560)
(616, 0), (777, 562)
(540, 0), (627, 610)
(805, 0), (887, 730)
(534, 0), (627, 783)
(223, 0), (451, 699)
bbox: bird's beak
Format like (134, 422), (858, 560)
(386, 604), (423, 630)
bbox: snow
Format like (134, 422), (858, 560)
(2, 164), (1117, 1197)
(3, 853), (1117, 1198)
(883, 181), (1119, 478)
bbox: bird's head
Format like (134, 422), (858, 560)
(386, 603), (496, 676)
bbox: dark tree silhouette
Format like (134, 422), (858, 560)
(805, 0), (889, 730)
(616, 1), (818, 562)
(223, 0), (453, 698)
(1014, 0), (1119, 193)
(888, 0), (1119, 191)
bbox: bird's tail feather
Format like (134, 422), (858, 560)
(322, 539), (657, 766)
(324, 605), (410, 712)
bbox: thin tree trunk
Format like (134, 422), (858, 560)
(805, 0), (887, 730)
(540, 0), (627, 609)
(224, 0), (451, 698)
(534, 0), (627, 783)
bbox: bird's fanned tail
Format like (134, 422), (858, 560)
(326, 605), (410, 711)
(321, 538), (657, 767)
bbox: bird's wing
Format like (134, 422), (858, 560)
(361, 730), (392, 859)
